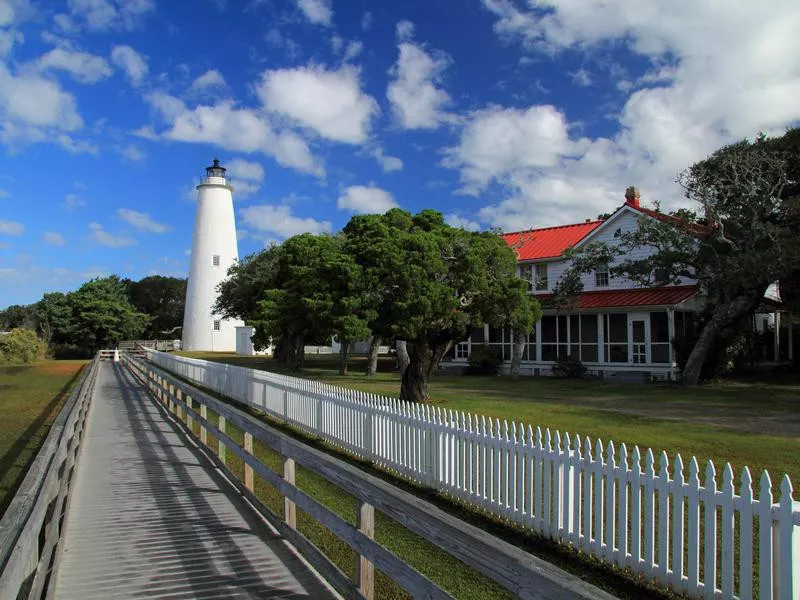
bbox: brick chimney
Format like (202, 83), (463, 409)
(624, 186), (640, 209)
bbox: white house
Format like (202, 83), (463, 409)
(441, 188), (791, 380)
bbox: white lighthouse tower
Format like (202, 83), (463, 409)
(181, 159), (243, 351)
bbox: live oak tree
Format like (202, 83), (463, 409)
(125, 275), (186, 338)
(344, 209), (538, 402)
(555, 131), (800, 384)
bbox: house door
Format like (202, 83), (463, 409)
(628, 313), (650, 364)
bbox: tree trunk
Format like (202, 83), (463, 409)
(510, 329), (527, 381)
(400, 340), (453, 402)
(682, 294), (760, 385)
(286, 334), (305, 371)
(396, 340), (410, 378)
(366, 335), (381, 376)
(338, 340), (350, 375)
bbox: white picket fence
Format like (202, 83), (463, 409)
(143, 349), (800, 599)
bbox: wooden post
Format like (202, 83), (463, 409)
(355, 500), (375, 600)
(284, 457), (296, 529)
(244, 432), (254, 492)
(186, 395), (193, 431)
(173, 386), (181, 419)
(218, 415), (226, 465)
(200, 404), (208, 445)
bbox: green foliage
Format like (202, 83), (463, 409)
(0, 328), (47, 364)
(465, 344), (502, 376)
(125, 276), (186, 338)
(551, 355), (587, 379)
(0, 305), (32, 331)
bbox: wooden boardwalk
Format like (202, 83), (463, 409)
(52, 362), (337, 600)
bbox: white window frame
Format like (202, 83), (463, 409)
(595, 268), (609, 287)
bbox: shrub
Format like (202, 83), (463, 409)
(465, 344), (502, 376)
(0, 328), (48, 365)
(551, 355), (587, 378)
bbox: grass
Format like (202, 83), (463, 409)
(0, 360), (87, 517)
(180, 352), (800, 484)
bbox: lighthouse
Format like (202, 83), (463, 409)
(181, 159), (243, 351)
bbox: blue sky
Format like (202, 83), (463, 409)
(0, 0), (798, 307)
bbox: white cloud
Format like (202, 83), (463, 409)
(66, 0), (155, 31)
(116, 208), (168, 233)
(387, 26), (453, 130)
(569, 68), (592, 87)
(445, 214), (481, 232)
(132, 125), (159, 140)
(240, 204), (331, 239)
(227, 158), (265, 197)
(0, 61), (83, 147)
(296, 0), (332, 26)
(63, 193), (86, 210)
(0, 219), (24, 235)
(0, 189), (9, 199)
(473, 0), (800, 228)
(56, 134), (97, 154)
(88, 222), (136, 247)
(35, 47), (113, 84)
(147, 96), (323, 176)
(370, 147), (403, 173)
(187, 69), (227, 95)
(43, 231), (65, 246)
(337, 185), (397, 214)
(258, 65), (378, 144)
(395, 20), (414, 41)
(110, 45), (148, 86)
(361, 11), (372, 31)
(118, 144), (144, 161)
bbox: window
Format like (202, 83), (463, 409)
(535, 263), (548, 291)
(653, 268), (669, 285)
(213, 320), (221, 331)
(595, 268), (609, 287)
(455, 342), (469, 360)
(650, 312), (670, 363)
(540, 314), (598, 362)
(212, 255), (220, 266)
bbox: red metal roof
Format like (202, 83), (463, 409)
(632, 206), (711, 237)
(502, 221), (603, 260)
(538, 285), (698, 309)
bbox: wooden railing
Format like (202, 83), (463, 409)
(122, 352), (613, 600)
(0, 356), (99, 600)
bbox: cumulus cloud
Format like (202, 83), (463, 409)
(0, 61), (84, 147)
(240, 204), (331, 239)
(0, 219), (24, 235)
(187, 69), (227, 95)
(118, 144), (145, 162)
(63, 193), (86, 210)
(65, 0), (155, 31)
(116, 208), (169, 233)
(472, 0), (800, 228)
(88, 222), (136, 247)
(43, 231), (66, 246)
(337, 185), (397, 214)
(296, 0), (332, 26)
(387, 23), (453, 130)
(145, 94), (323, 176)
(370, 147), (403, 173)
(258, 65), (378, 144)
(445, 214), (481, 231)
(36, 47), (113, 84)
(226, 158), (265, 197)
(110, 45), (148, 86)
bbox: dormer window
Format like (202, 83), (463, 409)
(595, 268), (609, 287)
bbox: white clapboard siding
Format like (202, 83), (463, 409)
(145, 349), (800, 600)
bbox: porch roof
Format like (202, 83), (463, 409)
(540, 285), (698, 309)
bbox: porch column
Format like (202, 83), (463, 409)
(597, 313), (604, 364)
(535, 318), (542, 363)
(789, 311), (794, 362)
(667, 308), (675, 366)
(774, 311), (781, 361)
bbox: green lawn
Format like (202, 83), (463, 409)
(180, 352), (800, 484)
(0, 361), (87, 517)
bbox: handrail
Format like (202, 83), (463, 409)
(0, 355), (100, 600)
(123, 352), (616, 600)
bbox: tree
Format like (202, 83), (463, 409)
(344, 209), (537, 402)
(556, 131), (800, 384)
(64, 276), (150, 353)
(0, 305), (32, 330)
(0, 328), (47, 364)
(32, 292), (71, 344)
(126, 276), (186, 338)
